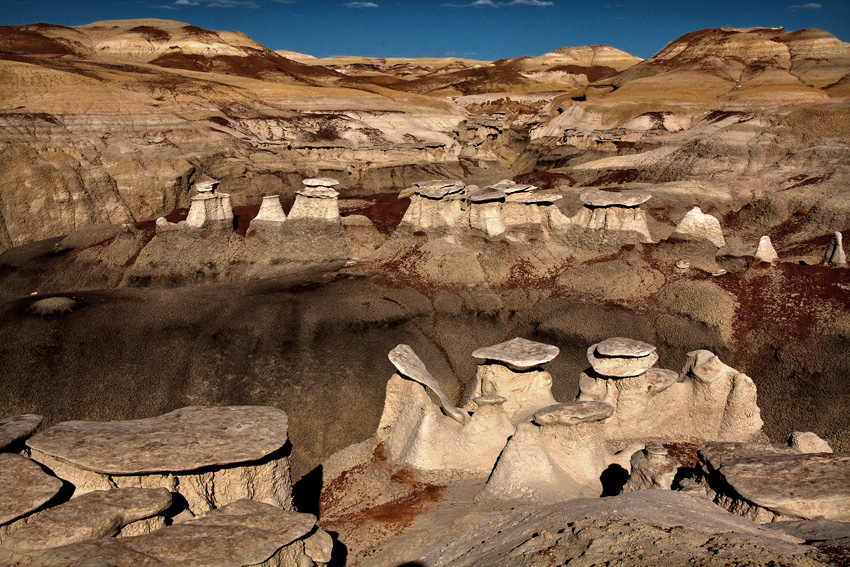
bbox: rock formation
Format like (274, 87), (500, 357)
(790, 431), (833, 454)
(248, 195), (287, 233)
(0, 406), (329, 566)
(755, 235), (779, 264)
(570, 189), (654, 243)
(671, 206), (726, 248)
(184, 177), (234, 230)
(27, 406), (295, 516)
(698, 442), (850, 522)
(823, 231), (848, 267)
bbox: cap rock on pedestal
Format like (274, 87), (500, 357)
(472, 337), (560, 371)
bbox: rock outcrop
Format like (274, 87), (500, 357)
(27, 406), (294, 516)
(755, 235), (779, 264)
(823, 231), (847, 267)
(699, 442), (850, 522)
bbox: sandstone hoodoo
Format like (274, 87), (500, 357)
(184, 177), (233, 230)
(573, 189), (654, 243)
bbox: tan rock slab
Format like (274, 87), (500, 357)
(489, 180), (537, 194)
(472, 337), (560, 371)
(580, 189), (652, 207)
(790, 432), (833, 454)
(470, 189), (506, 203)
(29, 499), (317, 567)
(303, 177), (340, 187)
(413, 179), (465, 200)
(532, 401), (614, 426)
(0, 454), (62, 525)
(0, 414), (42, 450)
(505, 190), (563, 204)
(755, 235), (779, 264)
(27, 406), (289, 475)
(295, 186), (339, 199)
(1, 488), (171, 556)
(388, 344), (468, 424)
(595, 337), (657, 358)
(700, 442), (850, 521)
(646, 368), (679, 395)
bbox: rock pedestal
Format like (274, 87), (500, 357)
(185, 178), (233, 229)
(672, 206), (726, 248)
(27, 406), (294, 517)
(571, 189), (654, 243)
(469, 338), (560, 423)
(755, 235), (779, 264)
(288, 178), (341, 223)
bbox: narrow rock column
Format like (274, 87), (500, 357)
(468, 189), (506, 237)
(184, 177), (233, 229)
(823, 231), (847, 267)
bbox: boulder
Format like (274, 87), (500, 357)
(0, 413), (42, 450)
(671, 207), (726, 248)
(586, 337), (659, 378)
(755, 235), (779, 264)
(789, 431), (833, 454)
(699, 442), (850, 522)
(622, 442), (679, 492)
(388, 344), (467, 424)
(27, 406), (294, 516)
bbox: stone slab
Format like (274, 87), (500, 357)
(0, 454), (63, 525)
(296, 187), (339, 199)
(29, 500), (316, 567)
(580, 189), (651, 207)
(27, 406), (289, 475)
(413, 180), (465, 200)
(505, 191), (563, 204)
(489, 180), (537, 194)
(472, 337), (560, 371)
(595, 337), (657, 358)
(470, 189), (506, 203)
(588, 343), (658, 378)
(533, 401), (614, 426)
(1, 488), (171, 556)
(0, 414), (42, 450)
(700, 442), (850, 521)
(303, 177), (340, 187)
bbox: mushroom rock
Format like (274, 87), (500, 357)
(482, 400), (620, 501)
(699, 442), (850, 522)
(0, 414), (42, 451)
(398, 180), (468, 236)
(789, 431), (833, 454)
(570, 189), (654, 243)
(469, 338), (560, 423)
(0, 488), (172, 564)
(184, 177), (233, 230)
(288, 179), (342, 223)
(671, 207), (726, 248)
(0, 454), (63, 541)
(578, 341), (764, 444)
(27, 406), (294, 517)
(823, 231), (847, 267)
(622, 442), (679, 493)
(26, 499), (320, 567)
(755, 235), (779, 264)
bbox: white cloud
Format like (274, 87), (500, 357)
(503, 0), (553, 5)
(789, 2), (823, 9)
(345, 1), (379, 7)
(443, 0), (498, 7)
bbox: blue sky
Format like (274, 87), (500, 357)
(1, 0), (848, 60)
